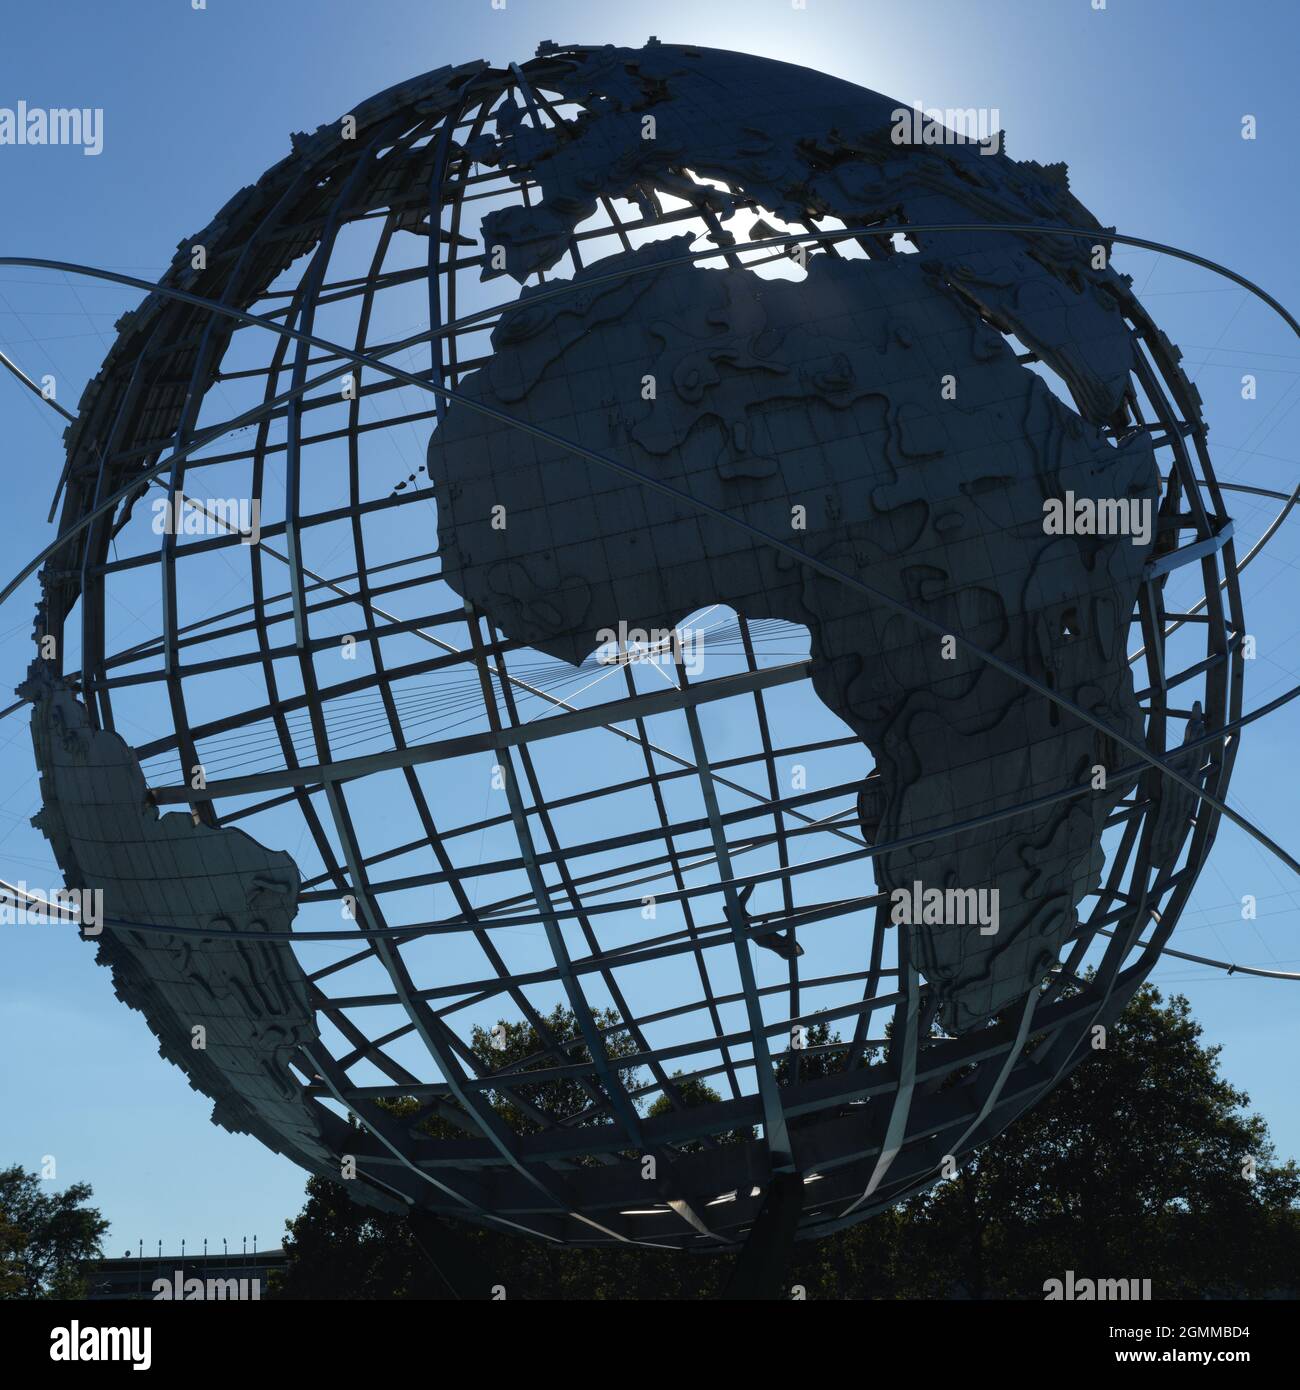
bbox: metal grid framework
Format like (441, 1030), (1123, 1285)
(30, 47), (1254, 1249)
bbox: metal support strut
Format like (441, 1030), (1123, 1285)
(721, 1173), (806, 1300)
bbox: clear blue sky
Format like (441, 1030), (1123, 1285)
(1, 0), (1297, 1257)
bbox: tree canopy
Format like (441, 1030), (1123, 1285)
(0, 1165), (107, 1299)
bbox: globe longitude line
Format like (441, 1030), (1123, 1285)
(387, 100), (731, 1178)
(404, 89), (730, 1224)
(229, 113), (535, 1222)
(277, 116), (605, 1228)
(498, 97), (761, 1119)
(368, 171), (643, 1147)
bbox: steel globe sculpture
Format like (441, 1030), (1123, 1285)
(19, 42), (1247, 1251)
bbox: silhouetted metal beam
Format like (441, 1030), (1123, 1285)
(721, 1173), (805, 1300)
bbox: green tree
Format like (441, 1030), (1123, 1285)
(270, 1173), (437, 1300)
(0, 1214), (24, 1298)
(779, 982), (1300, 1299)
(0, 1165), (108, 1299)
(883, 982), (1300, 1299)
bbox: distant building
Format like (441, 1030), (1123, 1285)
(85, 1249), (285, 1301)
